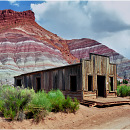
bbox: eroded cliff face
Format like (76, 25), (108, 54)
(0, 9), (34, 31)
(0, 9), (69, 84)
(67, 38), (130, 79)
(0, 9), (129, 84)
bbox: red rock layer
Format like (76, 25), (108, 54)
(0, 9), (129, 83)
(67, 38), (116, 59)
(0, 9), (34, 29)
(0, 9), (79, 64)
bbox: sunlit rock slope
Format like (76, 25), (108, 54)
(0, 9), (129, 84)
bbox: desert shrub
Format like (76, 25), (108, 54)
(1, 86), (33, 120)
(47, 90), (79, 113)
(47, 89), (65, 112)
(28, 90), (51, 121)
(117, 80), (121, 86)
(117, 85), (130, 97)
(62, 96), (72, 111)
(62, 96), (79, 113)
(0, 86), (80, 122)
(0, 85), (12, 112)
(33, 109), (48, 123)
(117, 85), (121, 89)
(29, 91), (51, 111)
(117, 88), (120, 96)
(70, 98), (80, 112)
(117, 85), (120, 97)
(0, 100), (3, 111)
(127, 86), (130, 96)
(0, 86), (4, 111)
(120, 86), (128, 97)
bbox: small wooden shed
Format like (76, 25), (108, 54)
(14, 53), (117, 101)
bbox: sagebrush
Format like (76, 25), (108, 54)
(0, 86), (79, 122)
(0, 85), (34, 120)
(117, 85), (130, 97)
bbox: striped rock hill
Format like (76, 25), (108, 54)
(0, 9), (129, 84)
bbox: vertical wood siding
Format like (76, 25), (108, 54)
(82, 54), (117, 99)
(14, 53), (117, 101)
(14, 64), (83, 101)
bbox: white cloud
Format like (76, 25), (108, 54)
(98, 1), (130, 25)
(31, 1), (130, 59)
(8, 0), (17, 3)
(8, 0), (19, 6)
(8, 0), (16, 2)
(98, 30), (130, 58)
(13, 3), (19, 6)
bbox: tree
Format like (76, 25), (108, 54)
(117, 80), (120, 86)
(123, 79), (128, 84)
(123, 71), (127, 79)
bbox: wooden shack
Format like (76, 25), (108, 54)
(14, 53), (117, 101)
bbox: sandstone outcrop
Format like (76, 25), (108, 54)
(0, 9), (129, 84)
(0, 9), (34, 29)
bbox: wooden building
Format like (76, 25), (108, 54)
(14, 53), (117, 101)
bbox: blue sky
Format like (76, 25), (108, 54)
(0, 0), (130, 59)
(0, 1), (43, 11)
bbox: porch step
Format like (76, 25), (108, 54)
(95, 101), (130, 108)
(80, 100), (97, 107)
(80, 100), (130, 108)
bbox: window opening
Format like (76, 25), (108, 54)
(17, 79), (22, 87)
(36, 77), (41, 92)
(88, 75), (93, 91)
(70, 76), (77, 91)
(53, 75), (58, 90)
(109, 77), (113, 91)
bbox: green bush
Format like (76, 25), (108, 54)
(63, 96), (79, 113)
(71, 98), (80, 112)
(0, 86), (80, 122)
(0, 86), (4, 111)
(28, 91), (51, 121)
(0, 100), (4, 111)
(0, 85), (12, 112)
(117, 88), (120, 96)
(47, 89), (65, 112)
(29, 91), (51, 111)
(0, 86), (33, 120)
(127, 86), (130, 96)
(117, 85), (130, 97)
(33, 109), (48, 123)
(47, 90), (79, 113)
(120, 86), (128, 97)
(117, 80), (121, 86)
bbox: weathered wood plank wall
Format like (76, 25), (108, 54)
(14, 63), (83, 101)
(14, 53), (117, 101)
(82, 54), (117, 99)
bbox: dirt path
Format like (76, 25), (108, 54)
(0, 104), (130, 129)
(93, 117), (130, 129)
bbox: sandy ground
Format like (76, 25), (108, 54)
(0, 104), (130, 129)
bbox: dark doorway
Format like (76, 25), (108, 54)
(17, 79), (22, 87)
(53, 75), (58, 90)
(70, 76), (77, 91)
(36, 77), (41, 92)
(97, 76), (106, 97)
(88, 75), (93, 91)
(110, 77), (113, 91)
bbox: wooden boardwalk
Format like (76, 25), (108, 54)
(80, 97), (130, 107)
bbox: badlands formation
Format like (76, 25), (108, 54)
(0, 9), (129, 84)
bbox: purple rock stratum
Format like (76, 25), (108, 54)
(0, 9), (129, 84)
